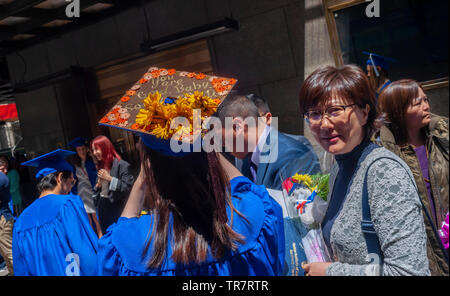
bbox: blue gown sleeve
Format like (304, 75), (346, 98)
(97, 177), (285, 276)
(12, 229), (29, 276)
(97, 220), (123, 276)
(59, 196), (99, 275)
(229, 176), (285, 275)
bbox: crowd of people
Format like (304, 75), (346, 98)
(0, 57), (448, 276)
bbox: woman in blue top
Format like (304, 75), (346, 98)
(13, 149), (98, 276)
(98, 134), (285, 276)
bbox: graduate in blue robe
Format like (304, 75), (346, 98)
(96, 78), (285, 276)
(13, 149), (98, 276)
(98, 173), (284, 276)
(363, 52), (396, 100)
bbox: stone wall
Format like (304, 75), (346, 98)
(5, 0), (448, 157)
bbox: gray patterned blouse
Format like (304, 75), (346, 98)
(325, 146), (431, 276)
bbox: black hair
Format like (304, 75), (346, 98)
(36, 171), (73, 195)
(216, 95), (260, 125)
(246, 94), (271, 115)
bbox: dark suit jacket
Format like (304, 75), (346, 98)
(236, 131), (321, 190)
(94, 158), (134, 233)
(105, 158), (134, 204)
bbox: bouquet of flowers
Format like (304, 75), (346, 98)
(439, 212), (449, 251)
(281, 172), (331, 266)
(282, 173), (329, 228)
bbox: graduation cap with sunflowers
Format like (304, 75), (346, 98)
(99, 66), (238, 156)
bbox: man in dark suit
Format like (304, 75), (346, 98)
(217, 95), (321, 190)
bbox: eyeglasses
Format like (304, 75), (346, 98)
(304, 104), (358, 124)
(411, 96), (429, 107)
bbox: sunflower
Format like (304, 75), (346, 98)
(292, 173), (313, 190)
(134, 91), (219, 140)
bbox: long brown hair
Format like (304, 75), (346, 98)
(70, 145), (94, 169)
(299, 65), (378, 140)
(138, 142), (245, 268)
(378, 79), (424, 145)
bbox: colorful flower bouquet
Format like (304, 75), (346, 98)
(282, 173), (329, 229)
(281, 173), (332, 265)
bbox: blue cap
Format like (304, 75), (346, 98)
(139, 132), (203, 157)
(21, 149), (75, 179)
(363, 52), (396, 71)
(68, 137), (88, 148)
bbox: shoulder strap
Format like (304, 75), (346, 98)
(361, 161), (383, 264)
(362, 156), (449, 268)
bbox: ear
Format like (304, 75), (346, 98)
(376, 66), (382, 73)
(232, 117), (244, 134)
(265, 112), (273, 126)
(361, 104), (370, 125)
(56, 172), (63, 184)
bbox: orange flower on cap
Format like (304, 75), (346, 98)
(100, 117), (109, 123)
(167, 69), (176, 75)
(187, 72), (196, 78)
(139, 78), (148, 84)
(196, 73), (206, 80)
(126, 90), (136, 96)
(229, 78), (237, 85)
(213, 99), (221, 105)
(131, 123), (140, 130)
(121, 96), (131, 102)
(151, 70), (160, 78)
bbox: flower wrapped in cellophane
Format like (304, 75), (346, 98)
(281, 172), (331, 266)
(282, 173), (329, 229)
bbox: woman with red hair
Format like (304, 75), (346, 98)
(91, 136), (134, 234)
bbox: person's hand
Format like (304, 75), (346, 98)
(95, 178), (102, 188)
(302, 262), (332, 276)
(98, 169), (112, 182)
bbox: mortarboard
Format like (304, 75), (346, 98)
(21, 149), (75, 179)
(98, 66), (238, 156)
(68, 137), (88, 148)
(363, 52), (396, 77)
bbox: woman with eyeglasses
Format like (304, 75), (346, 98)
(375, 79), (449, 276)
(299, 65), (430, 276)
(13, 150), (98, 275)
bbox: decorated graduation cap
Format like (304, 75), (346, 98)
(68, 137), (88, 148)
(363, 52), (396, 77)
(21, 149), (75, 179)
(98, 66), (238, 156)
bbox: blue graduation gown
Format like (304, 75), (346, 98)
(12, 194), (98, 276)
(98, 176), (285, 276)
